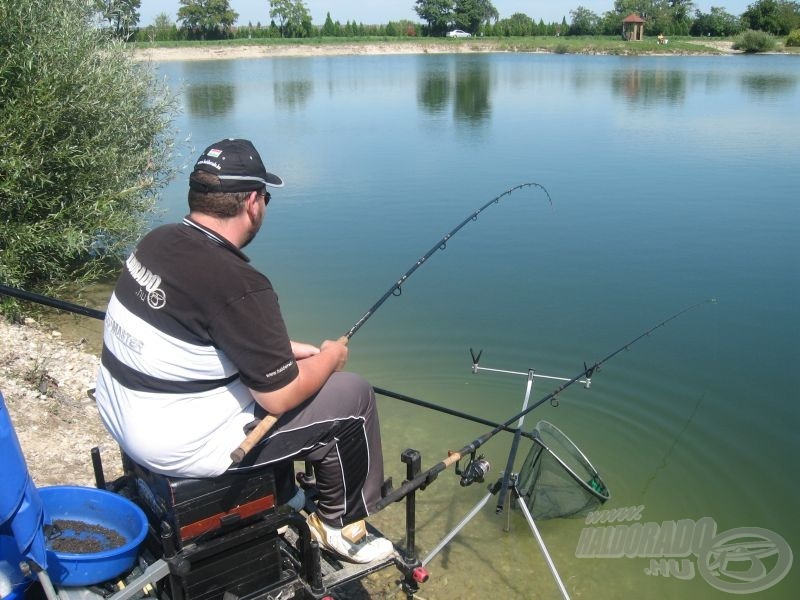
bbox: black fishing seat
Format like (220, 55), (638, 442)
(120, 454), (305, 600)
(122, 453), (296, 548)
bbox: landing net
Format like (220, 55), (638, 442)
(516, 420), (610, 520)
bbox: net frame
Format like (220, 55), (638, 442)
(516, 420), (610, 520)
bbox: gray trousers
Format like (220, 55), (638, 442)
(230, 372), (384, 528)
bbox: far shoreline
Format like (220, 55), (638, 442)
(131, 38), (740, 62)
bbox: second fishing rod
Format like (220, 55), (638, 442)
(230, 182), (552, 462)
(376, 299), (715, 510)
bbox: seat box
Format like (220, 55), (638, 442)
(177, 519), (283, 600)
(124, 456), (288, 544)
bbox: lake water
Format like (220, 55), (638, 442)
(149, 52), (799, 599)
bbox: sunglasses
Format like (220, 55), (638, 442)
(258, 189), (271, 206)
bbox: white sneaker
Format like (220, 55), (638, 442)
(307, 512), (395, 564)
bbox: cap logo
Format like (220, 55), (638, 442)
(207, 148), (223, 158)
(196, 159), (222, 171)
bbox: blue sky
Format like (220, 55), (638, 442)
(138, 1), (753, 27)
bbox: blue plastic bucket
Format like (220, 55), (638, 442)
(38, 486), (148, 586)
(1, 392), (50, 576)
(0, 393), (37, 525)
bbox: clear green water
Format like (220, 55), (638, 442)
(147, 53), (799, 598)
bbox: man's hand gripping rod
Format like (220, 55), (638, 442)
(229, 335), (350, 464)
(229, 183), (549, 464)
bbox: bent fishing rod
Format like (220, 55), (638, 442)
(376, 299), (716, 510)
(0, 182), (554, 460)
(343, 182), (552, 340)
(231, 182), (552, 462)
(0, 284), (537, 440)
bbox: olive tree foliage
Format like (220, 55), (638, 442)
(0, 0), (178, 298)
(178, 0), (238, 39)
(269, 0), (313, 38)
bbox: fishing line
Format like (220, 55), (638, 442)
(376, 299), (717, 510)
(640, 389), (707, 500)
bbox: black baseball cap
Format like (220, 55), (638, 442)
(189, 138), (284, 193)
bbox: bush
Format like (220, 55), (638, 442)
(787, 28), (800, 46)
(732, 29), (778, 52)
(0, 0), (178, 298)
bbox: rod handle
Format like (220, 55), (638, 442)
(230, 336), (349, 464)
(443, 451), (462, 468)
(230, 414), (279, 464)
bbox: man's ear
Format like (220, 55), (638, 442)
(245, 190), (260, 216)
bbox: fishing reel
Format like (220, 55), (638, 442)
(455, 452), (490, 487)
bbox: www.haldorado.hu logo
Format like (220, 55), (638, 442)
(575, 505), (792, 594)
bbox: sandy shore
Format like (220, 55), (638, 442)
(132, 40), (737, 62)
(133, 41), (505, 62)
(1, 316), (120, 488)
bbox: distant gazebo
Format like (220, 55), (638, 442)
(622, 13), (645, 41)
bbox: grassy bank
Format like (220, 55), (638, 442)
(131, 35), (742, 56)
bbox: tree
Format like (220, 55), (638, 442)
(569, 6), (600, 34)
(453, 0), (498, 33)
(499, 13), (535, 36)
(613, 0), (656, 18)
(742, 0), (800, 35)
(321, 11), (336, 36)
(415, 0), (454, 35)
(177, 0), (238, 39)
(0, 0), (177, 298)
(690, 6), (742, 36)
(96, 0), (141, 39)
(269, 0), (312, 38)
(153, 12), (176, 40)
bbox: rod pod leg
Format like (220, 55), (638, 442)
(511, 476), (571, 600)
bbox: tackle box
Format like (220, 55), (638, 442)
(123, 454), (294, 545)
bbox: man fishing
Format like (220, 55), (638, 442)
(95, 138), (393, 564)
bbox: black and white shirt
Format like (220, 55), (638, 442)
(95, 217), (298, 477)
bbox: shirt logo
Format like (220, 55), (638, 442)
(126, 252), (167, 310)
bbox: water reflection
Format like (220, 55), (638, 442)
(612, 68), (687, 106)
(740, 73), (797, 98)
(181, 61), (237, 117)
(454, 57), (491, 123)
(185, 83), (236, 117)
(272, 58), (313, 110)
(417, 56), (492, 124)
(417, 63), (451, 115)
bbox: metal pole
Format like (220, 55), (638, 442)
(495, 370), (535, 514)
(513, 477), (571, 600)
(421, 490), (494, 568)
